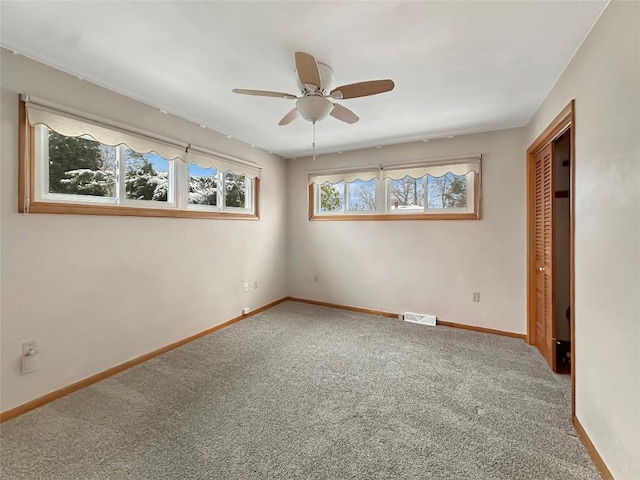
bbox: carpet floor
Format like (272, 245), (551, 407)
(1, 301), (599, 479)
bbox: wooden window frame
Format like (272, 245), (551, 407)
(308, 172), (482, 221)
(18, 100), (260, 220)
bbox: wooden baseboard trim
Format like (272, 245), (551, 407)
(0, 297), (288, 423)
(286, 297), (525, 340)
(286, 297), (398, 318)
(436, 320), (526, 340)
(573, 416), (614, 480)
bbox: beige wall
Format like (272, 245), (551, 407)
(0, 50), (287, 411)
(524, 1), (640, 477)
(287, 128), (527, 334)
(2, 4), (638, 477)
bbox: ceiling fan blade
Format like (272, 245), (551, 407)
(278, 108), (299, 126)
(294, 52), (321, 89)
(330, 79), (395, 99)
(233, 89), (297, 100)
(330, 103), (359, 124)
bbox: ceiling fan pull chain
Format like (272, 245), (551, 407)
(312, 121), (317, 161)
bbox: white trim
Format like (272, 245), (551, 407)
(40, 193), (117, 205)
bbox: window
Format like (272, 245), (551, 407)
(19, 99), (260, 219)
(389, 175), (424, 211)
(317, 179), (378, 214)
(426, 173), (468, 209)
(319, 181), (345, 213)
(309, 157), (481, 220)
(187, 166), (252, 211)
(224, 172), (250, 209)
(124, 149), (170, 203)
(46, 131), (117, 201)
(189, 164), (218, 207)
(348, 179), (376, 212)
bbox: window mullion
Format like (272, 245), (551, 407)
(313, 184), (319, 215)
(246, 177), (252, 211)
(467, 172), (475, 213)
(40, 126), (50, 202)
(384, 178), (391, 213)
(218, 171), (224, 211)
(115, 145), (123, 204)
(166, 158), (175, 207)
(377, 178), (385, 213)
(423, 176), (428, 212)
(343, 182), (348, 213)
(176, 160), (186, 210)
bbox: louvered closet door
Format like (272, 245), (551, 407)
(534, 143), (554, 368)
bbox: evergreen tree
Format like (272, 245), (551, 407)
(224, 173), (246, 207)
(48, 132), (111, 195)
(189, 176), (218, 205)
(443, 175), (467, 207)
(125, 154), (168, 201)
(59, 169), (115, 196)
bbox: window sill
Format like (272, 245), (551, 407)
(309, 212), (480, 221)
(22, 201), (260, 220)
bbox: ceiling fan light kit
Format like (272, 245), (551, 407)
(296, 96), (333, 123)
(233, 51), (394, 155)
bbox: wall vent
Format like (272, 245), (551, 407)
(403, 312), (437, 326)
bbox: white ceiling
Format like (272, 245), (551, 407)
(1, 1), (606, 158)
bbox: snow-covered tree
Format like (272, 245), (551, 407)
(49, 131), (113, 196)
(59, 168), (115, 197)
(189, 176), (218, 205)
(224, 172), (246, 207)
(124, 153), (168, 201)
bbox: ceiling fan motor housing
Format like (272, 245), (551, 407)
(296, 96), (333, 123)
(294, 62), (334, 96)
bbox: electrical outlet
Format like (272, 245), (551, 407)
(473, 292), (480, 302)
(22, 341), (38, 356)
(314, 275), (319, 283)
(242, 307), (250, 315)
(253, 280), (258, 290)
(243, 283), (249, 293)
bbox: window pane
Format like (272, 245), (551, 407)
(224, 173), (247, 208)
(427, 173), (468, 209)
(188, 164), (218, 206)
(124, 149), (169, 202)
(319, 182), (344, 212)
(390, 175), (424, 211)
(347, 179), (376, 211)
(48, 130), (115, 197)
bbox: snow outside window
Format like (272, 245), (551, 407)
(32, 124), (254, 215)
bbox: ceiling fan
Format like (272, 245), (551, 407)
(232, 52), (394, 126)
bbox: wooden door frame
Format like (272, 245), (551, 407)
(526, 100), (575, 415)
